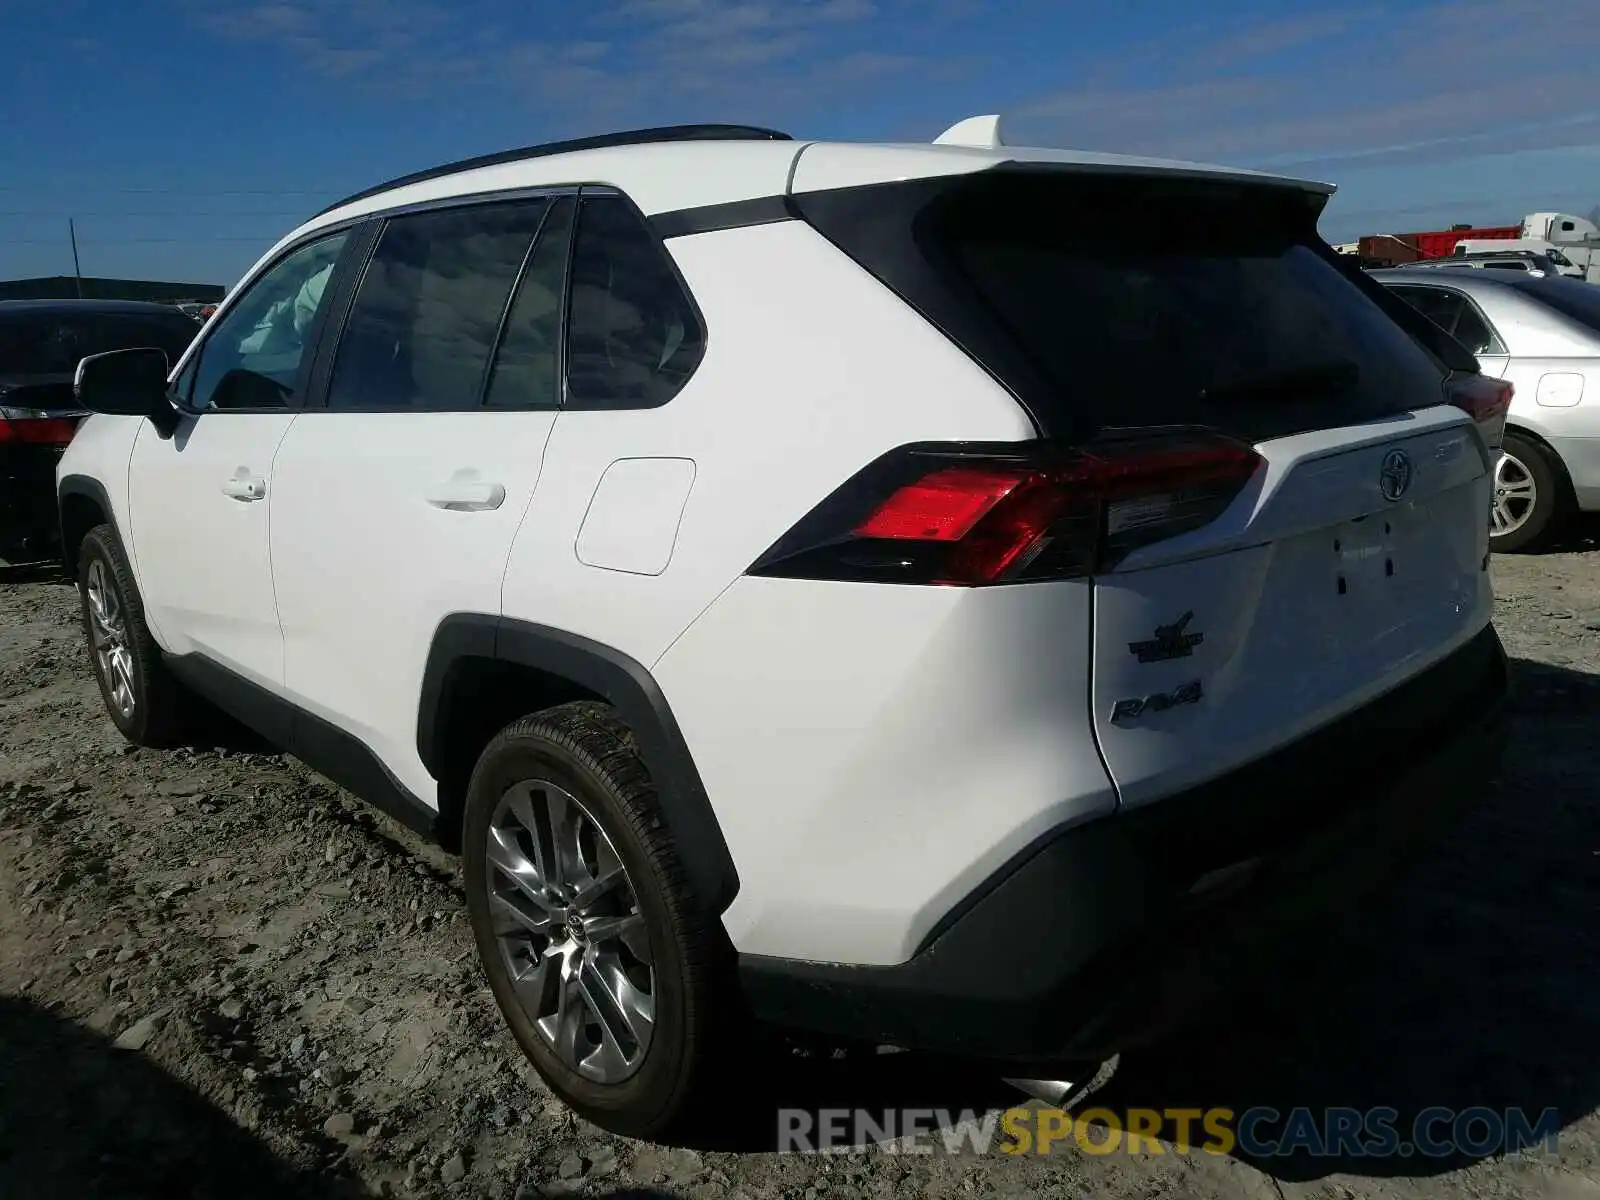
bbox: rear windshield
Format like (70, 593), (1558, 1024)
(1512, 276), (1600, 336)
(794, 170), (1449, 442)
(0, 310), (197, 377)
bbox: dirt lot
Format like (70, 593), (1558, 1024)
(1, 543), (1597, 1200)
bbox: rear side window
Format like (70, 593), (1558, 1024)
(327, 199), (550, 411)
(485, 196), (575, 410)
(794, 171), (1449, 442)
(565, 194), (704, 409)
(1514, 277), (1600, 336)
(1385, 285), (1506, 356)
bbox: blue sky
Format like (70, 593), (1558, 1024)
(3, 0), (1597, 286)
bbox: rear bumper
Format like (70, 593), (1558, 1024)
(0, 445), (66, 558)
(738, 623), (1509, 1065)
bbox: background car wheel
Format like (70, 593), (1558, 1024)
(461, 701), (739, 1140)
(78, 524), (204, 748)
(1491, 432), (1567, 553)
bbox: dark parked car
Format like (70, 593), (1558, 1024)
(1, 300), (198, 562)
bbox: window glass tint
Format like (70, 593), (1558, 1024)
(1518, 276), (1600, 336)
(326, 200), (548, 411)
(190, 231), (350, 410)
(1481, 260), (1527, 271)
(1387, 285), (1464, 332)
(795, 173), (1450, 442)
(1386, 285), (1505, 357)
(485, 196), (573, 410)
(98, 313), (198, 363)
(1450, 301), (1503, 355)
(0, 311), (196, 376)
(919, 175), (1443, 439)
(566, 194), (704, 408)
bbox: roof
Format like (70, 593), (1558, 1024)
(292, 114), (1337, 245)
(0, 298), (192, 317)
(1369, 265), (1535, 288)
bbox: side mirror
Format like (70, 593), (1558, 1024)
(74, 348), (180, 439)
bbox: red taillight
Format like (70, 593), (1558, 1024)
(1447, 374), (1512, 450)
(751, 434), (1262, 587)
(0, 411), (80, 446)
(855, 465), (1031, 542)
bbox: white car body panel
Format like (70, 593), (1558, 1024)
(1091, 410), (1492, 810)
(126, 413), (298, 688)
(268, 410), (560, 806)
(54, 412), (146, 591)
(499, 219), (1034, 669)
(654, 575), (1116, 965)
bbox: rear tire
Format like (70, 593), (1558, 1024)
(461, 701), (740, 1140)
(1491, 432), (1567, 553)
(77, 524), (205, 747)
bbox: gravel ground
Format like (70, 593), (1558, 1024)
(1, 541), (1597, 1200)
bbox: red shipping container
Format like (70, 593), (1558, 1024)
(1413, 225), (1520, 258)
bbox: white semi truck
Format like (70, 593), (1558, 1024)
(1455, 212), (1600, 283)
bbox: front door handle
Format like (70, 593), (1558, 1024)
(425, 478), (506, 512)
(221, 474), (266, 502)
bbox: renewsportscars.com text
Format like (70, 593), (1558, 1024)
(777, 1105), (1562, 1158)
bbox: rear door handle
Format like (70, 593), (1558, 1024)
(424, 479), (506, 511)
(221, 475), (266, 502)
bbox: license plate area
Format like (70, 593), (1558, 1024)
(1332, 512), (1402, 596)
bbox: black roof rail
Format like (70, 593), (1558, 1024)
(315, 123), (794, 217)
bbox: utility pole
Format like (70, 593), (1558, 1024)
(68, 218), (83, 297)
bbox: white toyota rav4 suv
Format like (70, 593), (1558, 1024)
(58, 117), (1511, 1139)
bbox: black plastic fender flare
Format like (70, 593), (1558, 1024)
(417, 614), (740, 918)
(56, 474), (118, 580)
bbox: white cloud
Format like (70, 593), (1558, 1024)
(1008, 0), (1600, 172)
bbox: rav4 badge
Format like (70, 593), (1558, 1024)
(1110, 679), (1204, 725)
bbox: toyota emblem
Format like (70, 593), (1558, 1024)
(1378, 448), (1413, 502)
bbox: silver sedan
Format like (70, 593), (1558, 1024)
(1372, 267), (1600, 551)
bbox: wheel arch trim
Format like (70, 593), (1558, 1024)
(417, 613), (740, 917)
(56, 474), (118, 582)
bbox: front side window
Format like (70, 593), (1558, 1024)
(189, 231), (351, 410)
(565, 194), (705, 409)
(325, 200), (550, 411)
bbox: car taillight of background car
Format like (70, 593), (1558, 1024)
(0, 406), (83, 446)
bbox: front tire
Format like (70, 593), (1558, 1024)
(1491, 432), (1567, 553)
(461, 701), (737, 1139)
(77, 524), (201, 747)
